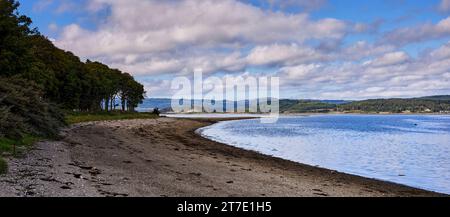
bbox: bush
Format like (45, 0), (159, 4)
(0, 77), (66, 140)
(152, 108), (161, 116)
(0, 157), (7, 174)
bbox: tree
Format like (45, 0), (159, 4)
(126, 79), (145, 112)
(0, 0), (148, 142)
(119, 73), (145, 112)
(0, 0), (36, 77)
(85, 61), (146, 112)
(0, 77), (65, 139)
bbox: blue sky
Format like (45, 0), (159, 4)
(17, 0), (450, 99)
(20, 0), (447, 49)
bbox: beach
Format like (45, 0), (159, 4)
(0, 117), (444, 197)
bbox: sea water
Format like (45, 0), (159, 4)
(198, 115), (450, 194)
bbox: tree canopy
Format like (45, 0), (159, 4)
(0, 0), (146, 139)
(337, 98), (450, 113)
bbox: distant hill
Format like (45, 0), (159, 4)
(279, 99), (338, 113)
(320, 100), (352, 105)
(138, 96), (450, 114)
(419, 95), (450, 101)
(279, 96), (450, 114)
(136, 98), (172, 112)
(337, 96), (450, 113)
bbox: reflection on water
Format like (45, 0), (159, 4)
(198, 115), (450, 194)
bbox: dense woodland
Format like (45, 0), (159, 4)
(279, 96), (450, 114)
(337, 97), (450, 113)
(0, 0), (145, 140)
(279, 100), (338, 113)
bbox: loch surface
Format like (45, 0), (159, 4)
(198, 115), (450, 194)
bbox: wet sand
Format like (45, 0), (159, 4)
(0, 117), (444, 197)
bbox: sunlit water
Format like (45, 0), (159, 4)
(197, 115), (450, 194)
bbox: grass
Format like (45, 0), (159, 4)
(0, 135), (40, 154)
(0, 135), (40, 175)
(65, 111), (159, 124)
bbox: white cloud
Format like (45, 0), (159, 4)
(246, 44), (326, 66)
(368, 51), (410, 67)
(383, 16), (450, 45)
(50, 0), (450, 99)
(428, 41), (450, 59)
(56, 0), (349, 58)
(439, 0), (450, 12)
(279, 64), (322, 81)
(102, 51), (247, 76)
(266, 0), (327, 11)
(48, 23), (58, 32)
(273, 43), (450, 99)
(32, 0), (81, 14)
(340, 41), (395, 61)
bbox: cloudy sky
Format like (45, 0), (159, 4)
(19, 0), (450, 99)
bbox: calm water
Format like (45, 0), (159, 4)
(198, 115), (450, 194)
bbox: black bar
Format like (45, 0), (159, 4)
(0, 197), (448, 216)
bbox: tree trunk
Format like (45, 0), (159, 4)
(104, 98), (109, 112)
(110, 96), (114, 111)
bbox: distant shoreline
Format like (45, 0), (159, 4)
(160, 112), (450, 117)
(281, 112), (450, 116)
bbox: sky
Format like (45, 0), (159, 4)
(17, 0), (450, 100)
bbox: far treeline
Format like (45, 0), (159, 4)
(0, 0), (145, 140)
(280, 96), (450, 114)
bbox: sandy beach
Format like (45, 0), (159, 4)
(0, 117), (444, 197)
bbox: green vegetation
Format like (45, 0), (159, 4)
(0, 77), (65, 139)
(66, 112), (159, 124)
(0, 0), (146, 138)
(279, 96), (450, 114)
(338, 97), (450, 113)
(0, 135), (39, 174)
(0, 0), (145, 113)
(0, 0), (148, 173)
(280, 100), (337, 113)
(0, 135), (39, 154)
(0, 157), (7, 174)
(419, 95), (450, 101)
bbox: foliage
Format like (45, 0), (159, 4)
(0, 0), (37, 77)
(0, 0), (148, 172)
(0, 134), (39, 154)
(280, 100), (337, 113)
(152, 108), (161, 116)
(0, 0), (147, 143)
(0, 157), (6, 174)
(0, 77), (66, 139)
(337, 97), (450, 113)
(279, 96), (450, 113)
(85, 61), (145, 112)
